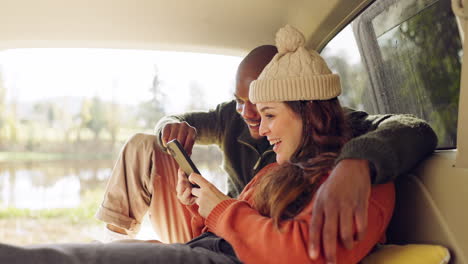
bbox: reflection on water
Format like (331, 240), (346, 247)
(0, 157), (226, 243)
(0, 158), (227, 210)
(1, 171), (81, 209)
(0, 160), (113, 209)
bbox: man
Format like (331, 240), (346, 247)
(96, 45), (437, 263)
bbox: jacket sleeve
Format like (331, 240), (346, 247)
(154, 100), (236, 150)
(205, 184), (395, 264)
(339, 109), (438, 184)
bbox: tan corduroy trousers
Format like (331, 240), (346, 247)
(95, 133), (193, 243)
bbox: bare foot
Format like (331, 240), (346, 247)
(106, 224), (129, 235)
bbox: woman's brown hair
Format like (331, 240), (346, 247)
(253, 98), (350, 228)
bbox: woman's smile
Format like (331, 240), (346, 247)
(269, 138), (282, 152)
(257, 102), (303, 165)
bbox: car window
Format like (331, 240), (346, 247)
(321, 0), (462, 149)
(0, 49), (239, 243)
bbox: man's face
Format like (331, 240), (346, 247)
(235, 69), (262, 139)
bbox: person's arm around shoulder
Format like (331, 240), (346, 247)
(340, 108), (438, 183)
(308, 159), (372, 264)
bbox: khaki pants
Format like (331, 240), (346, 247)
(95, 133), (193, 243)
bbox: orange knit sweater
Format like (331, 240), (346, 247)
(188, 163), (395, 264)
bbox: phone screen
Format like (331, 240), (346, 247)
(166, 139), (200, 187)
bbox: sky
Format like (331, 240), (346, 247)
(0, 25), (361, 114)
(321, 25), (362, 65)
(0, 48), (242, 113)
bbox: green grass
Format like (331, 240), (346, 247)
(0, 189), (104, 225)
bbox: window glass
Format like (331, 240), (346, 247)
(322, 0), (462, 149)
(0, 49), (241, 244)
(321, 26), (371, 111)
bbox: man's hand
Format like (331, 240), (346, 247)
(189, 173), (230, 218)
(309, 159), (372, 264)
(161, 122), (197, 155)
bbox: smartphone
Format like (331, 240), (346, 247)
(166, 139), (200, 187)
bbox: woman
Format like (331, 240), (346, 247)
(0, 25), (394, 264)
(176, 25), (394, 264)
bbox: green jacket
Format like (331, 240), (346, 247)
(155, 100), (438, 197)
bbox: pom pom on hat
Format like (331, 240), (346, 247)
(249, 25), (341, 103)
(276, 25), (305, 54)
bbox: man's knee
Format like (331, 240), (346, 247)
(123, 133), (177, 176)
(124, 133), (161, 153)
(128, 133), (158, 146)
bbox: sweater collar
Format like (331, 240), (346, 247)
(237, 124), (272, 153)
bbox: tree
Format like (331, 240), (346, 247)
(33, 102), (60, 128)
(0, 68), (6, 144)
(323, 52), (368, 110)
(106, 101), (121, 149)
(383, 0), (461, 146)
(138, 66), (165, 128)
(187, 80), (206, 111)
(77, 98), (92, 142)
(46, 104), (57, 127)
(86, 97), (107, 141)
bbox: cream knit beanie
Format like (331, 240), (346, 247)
(249, 25), (341, 103)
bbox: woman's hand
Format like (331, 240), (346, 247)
(189, 173), (231, 218)
(176, 169), (197, 205)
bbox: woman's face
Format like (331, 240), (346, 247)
(257, 102), (303, 165)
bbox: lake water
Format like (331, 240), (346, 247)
(0, 158), (227, 242)
(0, 156), (226, 208)
(0, 160), (113, 209)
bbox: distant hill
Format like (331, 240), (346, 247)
(11, 96), (138, 123)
